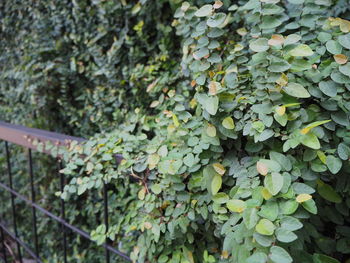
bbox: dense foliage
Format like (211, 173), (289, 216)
(1, 0), (350, 263)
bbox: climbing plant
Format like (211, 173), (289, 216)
(1, 0), (350, 263)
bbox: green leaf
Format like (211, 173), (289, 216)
(195, 4), (213, 17)
(247, 252), (268, 263)
(270, 246), (292, 263)
(338, 143), (350, 160)
(197, 94), (219, 115)
(264, 172), (284, 195)
(288, 44), (314, 56)
(211, 174), (222, 195)
(243, 208), (259, 229)
(284, 82), (311, 98)
(268, 61), (291, 72)
(300, 133), (320, 150)
(260, 16), (282, 29)
(275, 228), (298, 243)
(207, 13), (227, 27)
(269, 151), (292, 171)
(317, 182), (342, 203)
(302, 199), (317, 214)
(258, 201), (279, 221)
(184, 153), (195, 167)
(222, 117), (235, 129)
(249, 38), (269, 52)
(339, 63), (350, 77)
(319, 81), (338, 97)
(280, 216), (303, 231)
(280, 200), (299, 215)
(338, 34), (350, 49)
(255, 219), (275, 236)
(212, 193), (229, 204)
(151, 184), (162, 194)
(313, 254), (340, 263)
(326, 40), (342, 54)
(227, 199), (247, 213)
(326, 155), (342, 174)
(258, 159), (281, 173)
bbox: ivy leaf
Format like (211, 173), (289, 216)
(213, 163), (226, 175)
(338, 34), (350, 49)
(275, 228), (298, 243)
(317, 182), (341, 203)
(301, 199), (318, 214)
(151, 184), (162, 194)
(284, 83), (311, 98)
(280, 216), (303, 231)
(247, 252), (268, 263)
(249, 38), (269, 52)
(222, 117), (235, 129)
(255, 219), (275, 236)
(300, 133), (320, 150)
(339, 63), (350, 77)
(195, 4), (213, 17)
(264, 172), (284, 195)
(296, 193), (312, 203)
(227, 199), (246, 213)
(207, 13), (227, 27)
(313, 254), (341, 263)
(268, 61), (291, 72)
(270, 246), (292, 263)
(211, 174), (222, 195)
(197, 94), (219, 115)
(288, 44), (314, 56)
(243, 208), (259, 229)
(326, 155), (342, 174)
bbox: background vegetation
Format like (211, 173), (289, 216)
(1, 0), (350, 262)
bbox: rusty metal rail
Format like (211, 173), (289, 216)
(0, 121), (131, 262)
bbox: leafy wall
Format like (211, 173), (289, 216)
(1, 0), (350, 263)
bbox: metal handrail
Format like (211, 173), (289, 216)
(0, 121), (131, 262)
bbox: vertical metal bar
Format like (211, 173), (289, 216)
(58, 161), (67, 263)
(28, 149), (39, 259)
(103, 183), (110, 263)
(5, 142), (23, 263)
(0, 227), (8, 263)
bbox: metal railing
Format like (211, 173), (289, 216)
(0, 121), (131, 262)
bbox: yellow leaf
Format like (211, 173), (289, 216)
(334, 54), (348, 65)
(213, 163), (226, 175)
(276, 73), (288, 86)
(222, 116), (235, 129)
(144, 222), (153, 229)
(339, 19), (350, 33)
(172, 113), (180, 127)
(236, 28), (247, 36)
(268, 34), (285, 46)
(261, 187), (272, 200)
(275, 106), (286, 116)
(296, 194), (312, 203)
(209, 81), (218, 95)
(257, 161), (268, 176)
(300, 120), (331, 135)
(213, 0), (223, 9)
(206, 124), (217, 137)
(317, 151), (327, 164)
(221, 250), (229, 259)
(138, 187), (146, 200)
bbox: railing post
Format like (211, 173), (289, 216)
(5, 142), (23, 263)
(58, 161), (68, 263)
(28, 149), (39, 260)
(0, 226), (8, 263)
(103, 182), (110, 263)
